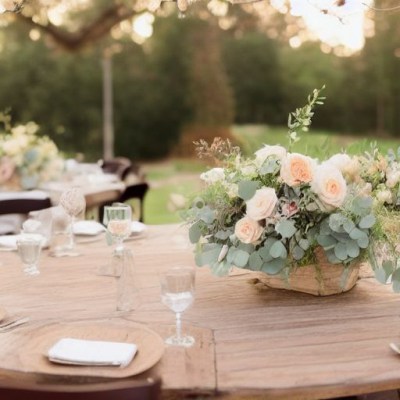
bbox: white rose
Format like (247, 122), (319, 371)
(376, 189), (393, 205)
(280, 153), (316, 187)
(254, 145), (287, 166)
(200, 167), (225, 184)
(246, 187), (278, 221)
(386, 166), (400, 188)
(311, 163), (347, 211)
(327, 153), (352, 172)
(234, 216), (263, 244)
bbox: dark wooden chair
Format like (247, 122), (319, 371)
(99, 182), (149, 223)
(0, 377), (161, 400)
(100, 157), (133, 181)
(0, 197), (52, 215)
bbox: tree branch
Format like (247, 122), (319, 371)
(17, 3), (138, 52)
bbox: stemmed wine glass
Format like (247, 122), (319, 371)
(160, 266), (195, 347)
(98, 203), (132, 276)
(59, 187), (86, 256)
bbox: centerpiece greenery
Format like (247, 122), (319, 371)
(183, 87), (400, 293)
(0, 112), (64, 190)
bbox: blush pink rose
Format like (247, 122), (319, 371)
(234, 217), (263, 244)
(280, 153), (316, 187)
(246, 187), (278, 221)
(311, 163), (347, 210)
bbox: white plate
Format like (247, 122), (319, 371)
(131, 221), (146, 236)
(73, 221), (105, 236)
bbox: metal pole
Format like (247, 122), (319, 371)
(102, 51), (114, 160)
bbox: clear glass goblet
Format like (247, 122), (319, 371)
(17, 235), (42, 276)
(98, 203), (132, 277)
(160, 266), (195, 347)
(59, 187), (86, 256)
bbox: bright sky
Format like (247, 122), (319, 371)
(283, 0), (373, 53)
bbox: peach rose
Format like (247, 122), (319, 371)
(280, 153), (315, 187)
(311, 163), (347, 210)
(246, 187), (278, 221)
(234, 216), (263, 244)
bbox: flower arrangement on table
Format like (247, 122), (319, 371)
(183, 87), (400, 294)
(0, 113), (64, 190)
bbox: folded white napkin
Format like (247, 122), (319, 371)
(73, 221), (105, 236)
(0, 234), (20, 249)
(131, 221), (146, 235)
(48, 338), (138, 367)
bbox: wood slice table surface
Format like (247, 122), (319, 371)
(0, 223), (400, 399)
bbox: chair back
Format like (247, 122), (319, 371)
(100, 157), (132, 181)
(0, 377), (161, 400)
(0, 191), (52, 216)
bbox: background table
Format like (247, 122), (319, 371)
(0, 224), (400, 399)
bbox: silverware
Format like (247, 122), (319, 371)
(0, 317), (30, 332)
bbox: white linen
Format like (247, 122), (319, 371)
(47, 338), (137, 367)
(0, 215), (24, 235)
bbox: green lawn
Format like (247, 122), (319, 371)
(142, 125), (400, 225)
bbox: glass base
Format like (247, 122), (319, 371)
(23, 265), (40, 276)
(165, 335), (195, 348)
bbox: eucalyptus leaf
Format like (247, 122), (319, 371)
(349, 228), (364, 240)
(238, 180), (259, 201)
(260, 159), (279, 175)
(345, 241), (360, 258)
(210, 260), (232, 277)
(261, 258), (286, 275)
(249, 252), (263, 271)
(326, 249), (341, 264)
(292, 245), (305, 260)
(259, 246), (274, 262)
(196, 245), (222, 266)
(357, 235), (369, 249)
(215, 230), (232, 240)
(276, 219), (297, 238)
(233, 249), (250, 268)
(298, 238), (310, 251)
(199, 206), (215, 224)
(359, 214), (376, 229)
(374, 268), (389, 284)
(343, 219), (355, 233)
(270, 241), (288, 259)
(317, 234), (337, 248)
(334, 242), (348, 261)
(189, 221), (202, 244)
(329, 214), (346, 232)
(383, 260), (395, 276)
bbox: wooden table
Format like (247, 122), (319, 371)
(0, 224), (400, 399)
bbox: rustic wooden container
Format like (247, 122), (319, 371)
(257, 247), (360, 296)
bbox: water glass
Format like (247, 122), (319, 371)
(116, 249), (141, 312)
(17, 235), (42, 276)
(98, 203), (132, 277)
(160, 266), (195, 347)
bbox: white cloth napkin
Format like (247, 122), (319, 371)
(73, 221), (105, 236)
(131, 221), (146, 235)
(0, 234), (20, 249)
(48, 338), (138, 367)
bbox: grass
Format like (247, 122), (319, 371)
(142, 125), (400, 225)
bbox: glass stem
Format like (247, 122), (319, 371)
(175, 312), (182, 340)
(68, 215), (75, 249)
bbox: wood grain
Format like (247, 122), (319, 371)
(0, 224), (400, 399)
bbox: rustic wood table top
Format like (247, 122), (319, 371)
(0, 223), (399, 399)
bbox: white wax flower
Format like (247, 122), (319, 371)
(200, 167), (225, 184)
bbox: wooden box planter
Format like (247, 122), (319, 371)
(257, 248), (360, 296)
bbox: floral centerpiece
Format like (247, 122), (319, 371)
(0, 113), (64, 190)
(183, 87), (400, 295)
